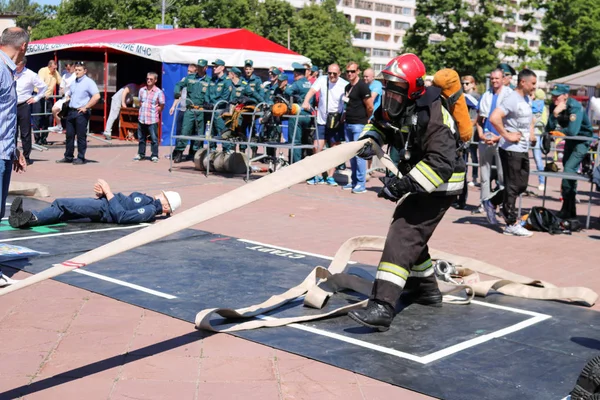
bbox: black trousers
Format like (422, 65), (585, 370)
(372, 193), (456, 306)
(491, 148), (529, 226)
(64, 109), (90, 161)
(32, 98), (53, 143)
(16, 102), (32, 159)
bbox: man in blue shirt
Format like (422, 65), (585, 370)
(56, 62), (100, 165)
(476, 68), (512, 224)
(9, 179), (181, 228)
(363, 68), (382, 116)
(0, 27), (29, 287)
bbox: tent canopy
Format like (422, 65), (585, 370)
(27, 28), (310, 69)
(550, 64), (600, 88)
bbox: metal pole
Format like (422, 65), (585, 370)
(287, 28), (290, 50)
(103, 51), (108, 133)
(162, 0), (166, 25)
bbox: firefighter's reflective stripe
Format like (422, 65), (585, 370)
(433, 172), (465, 193)
(409, 161), (443, 192)
(410, 258), (435, 277)
(361, 124), (386, 142)
(376, 261), (409, 288)
(441, 106), (457, 133)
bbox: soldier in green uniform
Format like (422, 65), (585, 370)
(284, 62), (313, 163)
(546, 83), (594, 219)
(172, 59), (211, 163)
(260, 70), (287, 155)
(207, 59), (230, 150)
(242, 59), (265, 101)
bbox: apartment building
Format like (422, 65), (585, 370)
(286, 0), (544, 78)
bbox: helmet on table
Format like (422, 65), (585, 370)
(380, 53), (426, 119)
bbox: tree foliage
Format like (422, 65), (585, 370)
(536, 0), (600, 80)
(402, 0), (510, 82)
(21, 0), (365, 70)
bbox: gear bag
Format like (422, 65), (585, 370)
(432, 69), (473, 143)
(526, 206), (582, 235)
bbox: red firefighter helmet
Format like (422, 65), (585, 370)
(380, 53), (426, 100)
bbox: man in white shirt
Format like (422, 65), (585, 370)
(15, 57), (47, 165)
(48, 62), (76, 133)
(301, 63), (348, 185)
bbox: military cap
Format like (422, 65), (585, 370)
(291, 62), (306, 71)
(230, 67), (242, 76)
(212, 59), (225, 66)
(197, 59), (208, 67)
(244, 59), (253, 67)
(497, 63), (516, 76)
(277, 73), (288, 82)
(550, 84), (570, 96)
(311, 65), (319, 72)
(269, 67), (280, 75)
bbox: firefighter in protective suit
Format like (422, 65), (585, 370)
(347, 54), (466, 331)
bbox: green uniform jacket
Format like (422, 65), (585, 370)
(242, 74), (265, 101)
(226, 79), (264, 104)
(546, 97), (594, 137)
(175, 73), (211, 107)
(209, 74), (229, 104)
(284, 77), (312, 106)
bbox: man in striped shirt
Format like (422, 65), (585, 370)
(134, 72), (165, 162)
(0, 27), (29, 288)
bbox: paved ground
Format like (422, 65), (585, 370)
(1, 140), (599, 400)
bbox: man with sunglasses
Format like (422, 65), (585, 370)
(302, 63), (348, 185)
(56, 61), (100, 165)
(342, 62), (373, 194)
(347, 53), (465, 331)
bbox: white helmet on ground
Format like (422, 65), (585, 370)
(162, 191), (181, 213)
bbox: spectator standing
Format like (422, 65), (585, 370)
(308, 65), (319, 85)
(546, 84), (594, 219)
(15, 57), (47, 165)
(531, 89), (548, 191)
(33, 60), (61, 145)
(302, 63), (348, 185)
(103, 82), (139, 139)
(498, 63), (517, 89)
(134, 72), (165, 162)
(363, 68), (382, 116)
(242, 59), (265, 101)
(49, 61), (76, 134)
(477, 68), (512, 224)
(0, 27), (29, 288)
(489, 69), (537, 237)
(342, 61), (373, 194)
(56, 62), (100, 165)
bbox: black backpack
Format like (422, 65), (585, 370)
(526, 206), (582, 235)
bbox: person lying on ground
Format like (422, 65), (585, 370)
(9, 179), (181, 228)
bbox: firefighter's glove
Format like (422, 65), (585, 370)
(377, 176), (406, 202)
(357, 130), (383, 160)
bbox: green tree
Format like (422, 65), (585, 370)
(402, 0), (508, 82)
(536, 0), (600, 80)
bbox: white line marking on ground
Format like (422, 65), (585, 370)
(241, 239), (552, 364)
(238, 238), (356, 264)
(1, 224), (149, 242)
(72, 269), (177, 299)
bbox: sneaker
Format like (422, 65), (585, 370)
(342, 183), (354, 190)
(468, 181), (475, 187)
(503, 223), (533, 237)
(133, 154), (143, 161)
(47, 125), (62, 132)
(482, 200), (498, 225)
(0, 274), (19, 288)
(538, 184), (545, 191)
(55, 158), (73, 164)
(471, 204), (484, 215)
(72, 158), (86, 165)
(325, 177), (338, 186)
(306, 176), (324, 185)
(151, 156), (159, 163)
(352, 185), (367, 194)
(103, 132), (112, 140)
(9, 210), (35, 228)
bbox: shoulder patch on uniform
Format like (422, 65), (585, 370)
(569, 113), (577, 121)
(138, 208), (146, 214)
(134, 197), (142, 203)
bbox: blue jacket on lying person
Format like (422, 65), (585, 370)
(8, 179), (182, 228)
